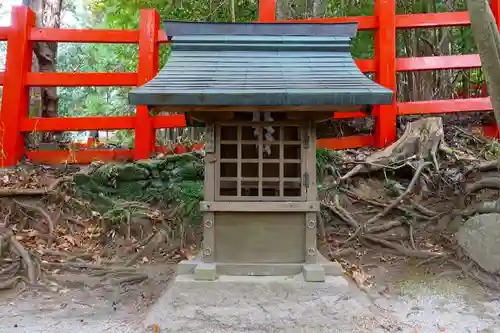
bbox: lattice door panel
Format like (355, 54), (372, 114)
(216, 122), (306, 201)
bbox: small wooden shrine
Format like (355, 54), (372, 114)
(129, 21), (393, 281)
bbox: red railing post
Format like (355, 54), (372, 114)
(373, 0), (397, 148)
(134, 9), (160, 160)
(0, 6), (35, 167)
(490, 0), (500, 28)
(258, 0), (277, 22)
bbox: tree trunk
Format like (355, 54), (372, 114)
(466, 0), (500, 129)
(311, 0), (327, 18)
(276, 0), (291, 19)
(27, 0), (62, 142)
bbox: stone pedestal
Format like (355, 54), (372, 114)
(143, 273), (383, 333)
(177, 252), (343, 282)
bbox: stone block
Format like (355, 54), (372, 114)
(457, 213), (500, 274)
(194, 263), (217, 281)
(303, 264), (325, 282)
(176, 259), (199, 275)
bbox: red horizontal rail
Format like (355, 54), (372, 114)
(0, 72), (4, 85)
(26, 72), (138, 86)
(277, 15), (377, 30)
(152, 114), (187, 128)
(26, 135), (374, 164)
(20, 114), (188, 132)
(25, 149), (134, 164)
(278, 12), (471, 31)
(25, 143), (205, 164)
(20, 116), (136, 132)
(395, 11), (470, 28)
(333, 111), (368, 119)
(356, 54), (482, 74)
(398, 97), (492, 115)
(317, 135), (375, 150)
(396, 54), (480, 72)
(29, 28), (140, 43)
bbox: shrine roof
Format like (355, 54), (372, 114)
(128, 21), (393, 108)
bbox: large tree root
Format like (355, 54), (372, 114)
(465, 177), (500, 195)
(9, 237), (37, 284)
(0, 176), (71, 197)
(330, 118), (451, 259)
(363, 235), (443, 259)
(13, 200), (56, 247)
(341, 117), (445, 180)
(0, 229), (40, 290)
(364, 160), (430, 226)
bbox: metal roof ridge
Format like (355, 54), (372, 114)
(163, 21), (358, 38)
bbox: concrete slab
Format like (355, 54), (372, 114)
(144, 274), (394, 332)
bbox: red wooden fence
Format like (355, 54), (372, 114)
(0, 0), (498, 167)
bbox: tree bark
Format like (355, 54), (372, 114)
(466, 0), (500, 129)
(27, 0), (62, 142)
(276, 0), (291, 19)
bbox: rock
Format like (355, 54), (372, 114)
(72, 171), (91, 186)
(114, 180), (151, 200)
(89, 163), (119, 187)
(457, 213), (500, 274)
(135, 159), (168, 173)
(116, 164), (150, 181)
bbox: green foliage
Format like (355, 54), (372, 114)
(74, 153), (205, 226)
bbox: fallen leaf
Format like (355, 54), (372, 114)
(27, 230), (39, 237)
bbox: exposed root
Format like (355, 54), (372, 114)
(9, 236), (37, 285)
(333, 194), (360, 229)
(0, 260), (21, 277)
(465, 177), (500, 195)
(316, 212), (327, 241)
(460, 200), (500, 217)
(364, 220), (402, 234)
(43, 261), (137, 272)
(125, 230), (168, 267)
(0, 275), (29, 290)
(13, 199), (56, 246)
(340, 117), (444, 180)
(0, 176), (71, 197)
(363, 235), (442, 258)
(109, 273), (148, 285)
(340, 187), (431, 220)
(364, 160), (430, 226)
(464, 160), (500, 175)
